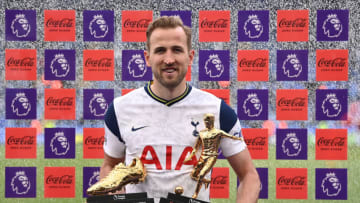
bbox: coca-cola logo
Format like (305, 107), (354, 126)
(46, 175), (73, 184)
(278, 97), (305, 107)
(123, 18), (151, 28)
(7, 57), (35, 67)
(212, 176), (228, 185)
(46, 97), (74, 106)
(239, 58), (267, 68)
(85, 136), (104, 145)
(318, 58), (346, 68)
(278, 176), (306, 185)
(279, 18), (307, 28)
(85, 58), (112, 68)
(245, 137), (266, 146)
(7, 136), (35, 145)
(317, 137), (345, 147)
(201, 18), (229, 29)
(46, 18), (74, 28)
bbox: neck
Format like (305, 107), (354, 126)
(150, 80), (187, 100)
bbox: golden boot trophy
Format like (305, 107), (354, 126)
(184, 113), (243, 199)
(87, 157), (146, 196)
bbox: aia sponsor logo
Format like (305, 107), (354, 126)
(202, 89), (230, 105)
(276, 168), (307, 199)
(6, 88), (36, 119)
(316, 168), (347, 200)
(316, 129), (347, 160)
(45, 128), (75, 159)
(5, 167), (36, 198)
(44, 167), (75, 198)
(5, 49), (37, 80)
(277, 10), (309, 41)
(83, 167), (100, 197)
(44, 88), (76, 120)
(210, 167), (229, 198)
(6, 128), (37, 159)
(160, 10), (192, 27)
(316, 89), (347, 120)
(238, 10), (269, 41)
(83, 89), (114, 120)
(83, 128), (105, 159)
(316, 49), (348, 81)
(5, 10), (36, 41)
(243, 128), (268, 159)
(199, 10), (230, 42)
(83, 49), (114, 81)
(45, 49), (76, 80)
(122, 50), (152, 81)
(276, 129), (307, 160)
(122, 10), (152, 42)
(277, 50), (308, 81)
(199, 50), (229, 81)
(238, 89), (268, 120)
(83, 10), (114, 41)
(276, 89), (308, 120)
(317, 10), (349, 41)
(44, 10), (76, 41)
(237, 50), (269, 81)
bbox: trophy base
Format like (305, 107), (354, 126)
(87, 192), (154, 203)
(159, 192), (210, 203)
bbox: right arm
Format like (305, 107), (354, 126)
(100, 152), (125, 179)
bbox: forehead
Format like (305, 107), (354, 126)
(149, 27), (187, 49)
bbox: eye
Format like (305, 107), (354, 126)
(154, 47), (166, 54)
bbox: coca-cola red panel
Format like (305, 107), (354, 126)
(44, 88), (76, 120)
(122, 10), (152, 42)
(276, 168), (307, 199)
(316, 129), (347, 160)
(44, 167), (75, 198)
(83, 128), (105, 159)
(242, 128), (268, 159)
(210, 167), (229, 198)
(83, 49), (114, 81)
(202, 89), (230, 105)
(5, 49), (37, 80)
(44, 10), (76, 41)
(199, 10), (230, 42)
(276, 89), (308, 120)
(277, 10), (309, 42)
(237, 50), (269, 81)
(316, 49), (348, 81)
(6, 128), (37, 159)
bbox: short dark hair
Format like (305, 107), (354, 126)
(146, 16), (192, 51)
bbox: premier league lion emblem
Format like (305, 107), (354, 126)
(11, 171), (31, 195)
(244, 15), (263, 39)
(11, 14), (31, 38)
(281, 133), (302, 156)
(89, 93), (108, 117)
(50, 132), (70, 156)
(322, 14), (343, 38)
(11, 93), (31, 116)
(128, 54), (147, 78)
(321, 173), (342, 196)
(89, 15), (109, 38)
(322, 94), (342, 117)
(50, 54), (70, 77)
(243, 93), (263, 117)
(282, 54), (302, 78)
(88, 171), (100, 187)
(205, 54), (224, 78)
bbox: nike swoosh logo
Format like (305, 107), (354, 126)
(131, 126), (148, 131)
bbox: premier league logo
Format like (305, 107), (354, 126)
(238, 89), (268, 120)
(243, 93), (263, 117)
(276, 129), (307, 160)
(205, 54), (224, 78)
(50, 54), (70, 77)
(88, 171), (100, 187)
(238, 10), (269, 41)
(6, 167), (36, 198)
(83, 167), (100, 197)
(83, 10), (114, 41)
(11, 93), (31, 116)
(282, 54), (302, 78)
(281, 133), (302, 156)
(122, 50), (152, 81)
(50, 132), (70, 156)
(45, 50), (76, 80)
(244, 15), (264, 39)
(316, 89), (347, 120)
(160, 10), (192, 27)
(199, 50), (229, 81)
(83, 89), (114, 120)
(317, 10), (348, 41)
(89, 93), (109, 117)
(11, 171), (31, 195)
(89, 15), (109, 38)
(322, 94), (342, 117)
(128, 54), (147, 78)
(6, 89), (36, 119)
(45, 128), (75, 159)
(316, 168), (347, 200)
(277, 50), (308, 81)
(6, 10), (36, 41)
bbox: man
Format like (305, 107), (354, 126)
(101, 16), (260, 202)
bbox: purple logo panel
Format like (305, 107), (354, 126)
(316, 89), (348, 120)
(83, 89), (114, 120)
(45, 49), (76, 80)
(276, 128), (307, 160)
(5, 167), (36, 198)
(316, 168), (347, 200)
(237, 89), (268, 120)
(122, 50), (152, 81)
(257, 168), (268, 199)
(83, 10), (114, 41)
(160, 10), (192, 27)
(199, 50), (230, 81)
(317, 10), (349, 41)
(238, 10), (269, 42)
(6, 88), (37, 119)
(83, 167), (100, 197)
(277, 50), (308, 81)
(44, 128), (75, 159)
(5, 10), (36, 41)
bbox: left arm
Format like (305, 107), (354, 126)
(227, 149), (260, 203)
(220, 131), (243, 141)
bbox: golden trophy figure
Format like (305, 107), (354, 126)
(184, 113), (243, 199)
(87, 157), (146, 196)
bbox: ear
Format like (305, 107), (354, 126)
(188, 49), (195, 66)
(144, 50), (151, 67)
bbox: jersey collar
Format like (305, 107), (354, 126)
(144, 81), (192, 106)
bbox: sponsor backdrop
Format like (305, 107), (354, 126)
(1, 0), (359, 202)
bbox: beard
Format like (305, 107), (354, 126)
(152, 67), (187, 89)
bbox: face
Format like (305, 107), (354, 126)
(144, 27), (194, 89)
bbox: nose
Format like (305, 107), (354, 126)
(163, 51), (175, 65)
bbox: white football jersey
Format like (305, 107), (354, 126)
(104, 83), (246, 202)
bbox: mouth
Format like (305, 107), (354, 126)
(162, 67), (177, 74)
